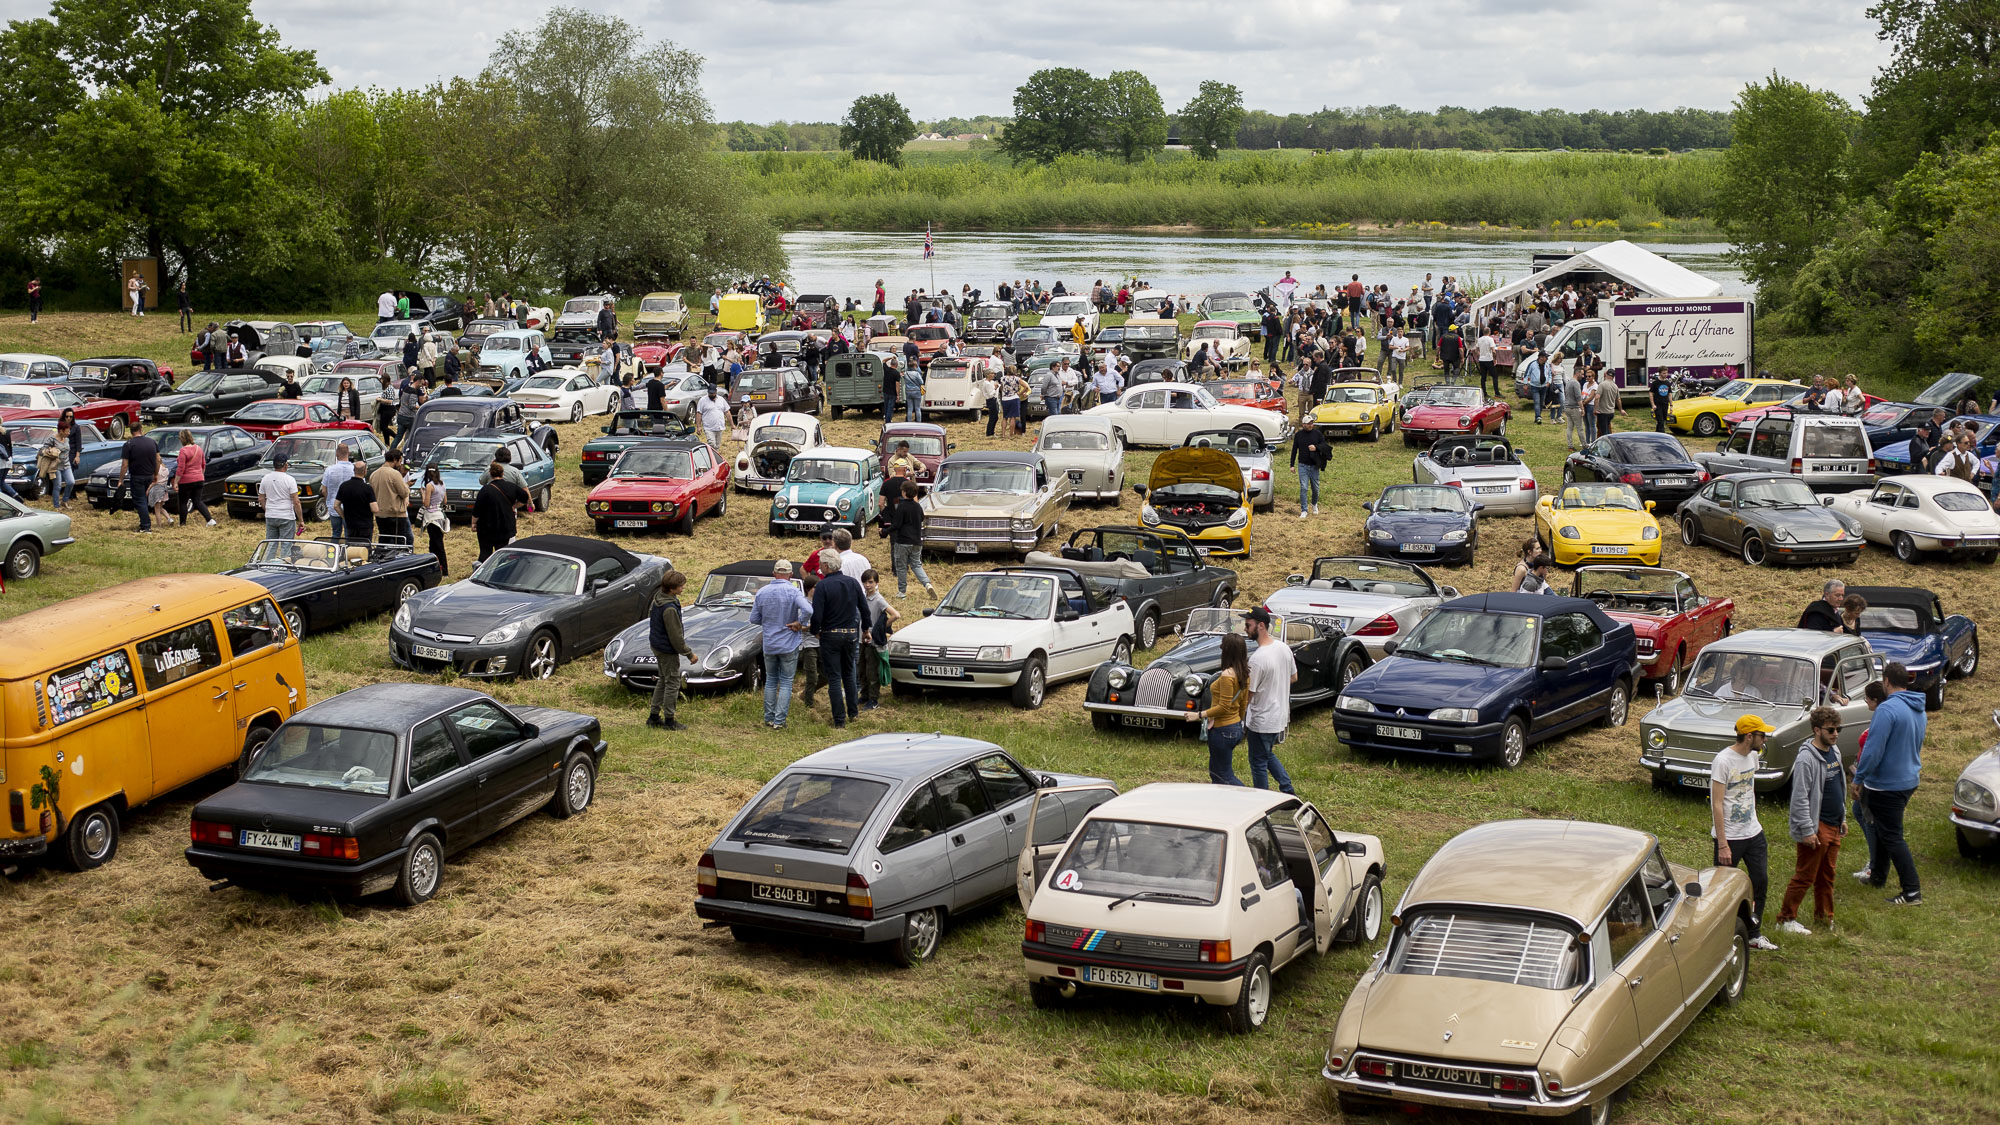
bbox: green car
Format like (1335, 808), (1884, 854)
(768, 446), (886, 538)
(1198, 291), (1261, 337)
(581, 410), (696, 485)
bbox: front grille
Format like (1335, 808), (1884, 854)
(1135, 667), (1177, 709)
(1039, 924), (1200, 962)
(930, 517), (1013, 531)
(412, 626), (476, 643)
(610, 500), (653, 514)
(781, 506), (839, 524)
(903, 644), (980, 660)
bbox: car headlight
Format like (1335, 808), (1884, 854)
(1368, 527), (1391, 540)
(1557, 525), (1580, 539)
(787, 506), (799, 518)
(886, 640), (910, 656)
(977, 645), (1011, 661)
(1458, 414), (1472, 427)
(1430, 707), (1478, 723)
(837, 496), (852, 511)
(1646, 727), (1668, 751)
(1225, 507), (1249, 529)
(1181, 675), (1205, 697)
(704, 645), (734, 670)
(393, 603), (411, 631)
(1140, 504), (1159, 526)
(1957, 779), (1996, 813)
(605, 637), (624, 663)
(479, 622), (523, 646)
(1775, 526), (1795, 541)
(1107, 668), (1130, 688)
(1337, 695), (1374, 713)
(1442, 528), (1468, 542)
(1642, 525), (1659, 540)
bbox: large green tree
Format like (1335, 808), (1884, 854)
(999, 68), (1105, 164)
(1854, 0), (2000, 191)
(1102, 70), (1166, 162)
(1178, 80), (1245, 160)
(840, 93), (916, 165)
(1713, 73), (1856, 294)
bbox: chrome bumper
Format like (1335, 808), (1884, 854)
(1321, 1067), (1589, 1117)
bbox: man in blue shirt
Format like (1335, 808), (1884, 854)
(749, 559), (814, 730)
(320, 442), (355, 541)
(1853, 662), (1928, 905)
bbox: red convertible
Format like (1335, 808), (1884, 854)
(633, 341), (683, 372)
(876, 421), (949, 486)
(585, 438), (730, 536)
(1399, 383), (1508, 447)
(1204, 376), (1287, 414)
(1573, 565), (1734, 692)
(229, 398), (373, 439)
(0, 384), (142, 437)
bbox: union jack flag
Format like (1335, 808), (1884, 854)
(923, 222), (934, 259)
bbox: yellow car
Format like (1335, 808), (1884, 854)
(1667, 378), (1802, 437)
(1535, 482), (1662, 566)
(1311, 382), (1392, 440)
(1138, 446), (1252, 558)
(632, 291), (688, 338)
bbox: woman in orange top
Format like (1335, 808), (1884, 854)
(1190, 633), (1250, 785)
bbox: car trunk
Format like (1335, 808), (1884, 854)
(751, 440), (800, 479)
(1359, 974), (1577, 1067)
(1913, 371), (1982, 407)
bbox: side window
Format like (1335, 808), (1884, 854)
(449, 701), (524, 759)
(136, 620), (224, 690)
(359, 435), (384, 459)
(972, 753), (1035, 808)
(586, 556), (627, 585)
(879, 783), (944, 853)
(1137, 389), (1166, 411)
(1750, 421), (1789, 459)
(1295, 806), (1338, 873)
(1835, 654), (1875, 697)
(1725, 429), (1752, 455)
(1899, 490), (1921, 510)
(1572, 325), (1604, 354)
(691, 446), (712, 473)
(44, 649), (139, 726)
(1870, 484), (1900, 507)
(1245, 819), (1288, 890)
(1604, 875), (1653, 965)
(1640, 850), (1679, 919)
(1711, 480), (1735, 506)
(1540, 613), (1599, 661)
(930, 764), (993, 828)
(223, 599), (285, 654)
(407, 718), (462, 788)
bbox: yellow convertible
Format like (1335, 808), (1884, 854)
(1666, 378), (1801, 437)
(1311, 382), (1393, 441)
(1535, 482), (1662, 566)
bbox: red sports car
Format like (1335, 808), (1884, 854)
(0, 383), (142, 437)
(633, 341), (683, 372)
(585, 438), (730, 535)
(1573, 565), (1734, 691)
(1399, 384), (1508, 447)
(906, 323), (958, 367)
(1204, 376), (1287, 414)
(876, 421), (949, 486)
(228, 398), (373, 439)
(1724, 390), (1885, 430)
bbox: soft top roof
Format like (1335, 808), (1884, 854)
(1441, 592), (1621, 631)
(1844, 586), (1940, 618)
(709, 559), (788, 578)
(507, 534), (640, 570)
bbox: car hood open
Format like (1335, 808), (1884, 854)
(1150, 447), (1244, 492)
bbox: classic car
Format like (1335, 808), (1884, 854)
(865, 334), (910, 366)
(86, 424), (268, 510)
(62, 357), (173, 401)
(966, 301), (1018, 343)
(224, 321), (301, 366)
(601, 560), (798, 693)
(222, 429), (388, 522)
(228, 399), (372, 439)
(142, 368), (286, 427)
(785, 293), (841, 330)
(1010, 325), (1060, 369)
(0, 353), (70, 381)
(0, 491), (72, 580)
(329, 358), (403, 401)
(391, 534), (668, 680)
(1400, 383), (1509, 447)
(1039, 525), (1236, 650)
(556, 295), (615, 333)
(508, 368), (621, 423)
(1022, 784), (1383, 1034)
(292, 320), (351, 348)
(825, 352), (896, 419)
(731, 411), (823, 492)
(697, 734), (1112, 964)
(580, 410), (697, 485)
(545, 326), (599, 369)
(252, 356), (314, 391)
(0, 384), (141, 438)
(633, 291), (690, 338)
(714, 293), (765, 335)
(886, 565), (1136, 708)
(769, 446), (886, 537)
(753, 330), (808, 369)
(1859, 372), (1982, 445)
(631, 341), (682, 373)
(1676, 472), (1864, 567)
(1183, 428), (1274, 512)
(1822, 475), (2000, 562)
(904, 323), (959, 367)
(225, 538), (441, 638)
(1639, 629), (1881, 793)
(1696, 410), (1877, 494)
(1415, 435), (1539, 516)
(1321, 819), (1755, 1123)
(585, 439), (729, 535)
(1267, 556), (1458, 660)
(636, 367), (714, 420)
(1038, 296), (1098, 342)
(731, 366), (822, 416)
(1086, 382), (1291, 449)
(1572, 566), (1734, 692)
(1562, 431), (1710, 512)
(1535, 482), (1664, 568)
(306, 335), (383, 375)
(1873, 414), (1999, 475)
(1951, 712), (2000, 858)
(1137, 446), (1250, 556)
(1183, 321), (1252, 366)
(297, 371), (388, 414)
(401, 396), (557, 466)
(1033, 415), (1124, 502)
(922, 451), (1077, 556)
(1845, 585), (1978, 710)
(1724, 389), (1884, 430)
(1126, 289), (1174, 319)
(1083, 606), (1368, 731)
(400, 294), (466, 332)
(922, 356), (998, 417)
(1667, 377), (1804, 436)
(4, 416), (120, 499)
(1197, 290), (1261, 335)
(1333, 593), (1638, 768)
(1308, 383), (1389, 442)
(370, 319), (424, 345)
(1205, 375), (1287, 416)
(874, 421), (949, 487)
(1118, 320), (1181, 362)
(1363, 483), (1482, 565)
(185, 683), (604, 905)
(474, 329), (553, 383)
(459, 317), (519, 350)
(418, 429), (558, 514)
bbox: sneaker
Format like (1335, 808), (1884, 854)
(1887, 890), (1923, 906)
(1747, 935), (1779, 951)
(206, 519), (217, 527)
(645, 714), (663, 728)
(1299, 510), (1309, 520)
(1851, 868), (1872, 883)
(662, 720), (688, 732)
(1311, 503), (1320, 515)
(1777, 920), (1812, 936)
(860, 701), (879, 711)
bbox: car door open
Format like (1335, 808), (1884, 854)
(1015, 783), (1119, 910)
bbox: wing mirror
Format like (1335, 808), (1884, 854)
(1381, 640), (1399, 655)
(1539, 656), (1566, 671)
(1820, 495), (1835, 506)
(1471, 503), (1486, 513)
(1342, 840), (1368, 856)
(1286, 573), (1305, 586)
(1644, 500), (1656, 511)
(589, 578), (610, 595)
(1360, 500), (1375, 512)
(1131, 483), (1148, 498)
(1683, 881), (1704, 898)
(1056, 606), (1081, 622)
(1039, 773), (1059, 788)
(1440, 586), (1460, 598)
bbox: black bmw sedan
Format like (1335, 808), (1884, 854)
(1561, 430), (1709, 512)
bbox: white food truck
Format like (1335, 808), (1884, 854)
(1515, 296), (1755, 403)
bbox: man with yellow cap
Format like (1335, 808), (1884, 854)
(1713, 714), (1779, 950)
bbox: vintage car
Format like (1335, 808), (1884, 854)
(1363, 483), (1482, 565)
(1639, 629), (1881, 793)
(585, 439), (730, 536)
(473, 329), (553, 383)
(0, 492), (72, 580)
(185, 683), (604, 905)
(732, 411), (824, 493)
(1311, 382), (1394, 441)
(874, 421), (949, 487)
(1874, 414), (1998, 476)
(785, 293), (840, 330)
(1267, 556), (1458, 660)
(1134, 444), (1254, 559)
(225, 538), (441, 638)
(62, 356), (173, 401)
(1822, 476), (2000, 563)
(83, 424), (266, 510)
(1205, 375), (1287, 415)
(1032, 415), (1124, 503)
(1724, 389), (1885, 430)
(224, 321), (301, 366)
(731, 366), (822, 416)
(1197, 290), (1261, 335)
(1038, 525), (1236, 650)
(391, 534), (668, 680)
(402, 396), (556, 465)
(1083, 606), (1369, 731)
(297, 370), (388, 414)
(0, 352), (70, 381)
(602, 560), (797, 694)
(1562, 431), (1710, 512)
(697, 735), (1111, 964)
(1010, 325), (1060, 369)
(221, 430), (387, 523)
(306, 335), (383, 375)
(1845, 585), (1978, 710)
(922, 451), (1077, 556)
(458, 318), (518, 350)
(1125, 288), (1174, 319)
(1696, 410), (1877, 494)
(714, 292), (765, 335)
(1183, 428), (1272, 511)
(825, 352), (896, 418)
(966, 301), (1018, 343)
(1667, 377), (1804, 437)
(293, 321), (351, 349)
(0, 383), (141, 438)
(5, 416), (121, 499)
(637, 367), (714, 420)
(768, 446), (886, 537)
(1022, 784), (1384, 1034)
(555, 294), (615, 333)
(1535, 482), (1664, 568)
(922, 355), (998, 417)
(508, 368), (622, 423)
(580, 410), (696, 486)
(1676, 472), (1864, 567)
(753, 330), (808, 369)
(905, 323), (959, 366)
(631, 341), (682, 373)
(545, 327), (600, 369)
(1401, 383), (1509, 447)
(886, 565), (1135, 708)
(1321, 819), (1755, 1123)
(418, 429), (558, 514)
(227, 399), (372, 440)
(1183, 321), (1252, 366)
(1952, 712), (2000, 858)
(632, 291), (690, 338)
(1118, 320), (1181, 362)
(1333, 594), (1638, 768)
(1087, 382), (1291, 449)
(1038, 295), (1099, 342)
(1573, 566), (1734, 693)
(1415, 435), (1539, 516)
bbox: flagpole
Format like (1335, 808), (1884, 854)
(926, 221), (935, 295)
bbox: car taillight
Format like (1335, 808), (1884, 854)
(1867, 457), (1877, 474)
(697, 853), (717, 896)
(1695, 470), (1711, 482)
(1025, 919), (1045, 943)
(190, 820), (235, 846)
(846, 872), (874, 920)
(1519, 478), (1537, 490)
(1327, 1054), (1347, 1071)
(1546, 1078), (1564, 1093)
(1446, 480), (1462, 488)
(1252, 469), (1270, 481)
(303, 833), (360, 860)
(1357, 1058), (1392, 1078)
(1198, 939), (1232, 963)
(1619, 472), (1643, 485)
(1791, 457), (1803, 475)
(1357, 613), (1399, 637)
(1494, 1075), (1535, 1094)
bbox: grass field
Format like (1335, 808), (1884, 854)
(1, 309), (1996, 1125)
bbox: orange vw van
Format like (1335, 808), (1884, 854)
(1, 575), (306, 871)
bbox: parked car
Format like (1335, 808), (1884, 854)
(1725, 390), (1884, 430)
(225, 538), (441, 638)
(731, 366), (821, 416)
(785, 293), (840, 330)
(715, 293), (765, 335)
(1562, 430), (1710, 512)
(222, 430), (388, 523)
(224, 321), (301, 366)
(1696, 409), (1876, 493)
(582, 410), (697, 485)
(418, 429), (558, 514)
(1860, 372), (1983, 446)
(638, 367), (714, 420)
(1676, 472), (1864, 567)
(586, 439), (730, 535)
(1204, 375), (1287, 416)
(402, 294), (466, 332)
(1667, 377), (1803, 436)
(966, 301), (1018, 343)
(825, 352), (896, 419)
(297, 371), (387, 415)
(1086, 382), (1291, 449)
(1134, 444), (1254, 559)
(731, 411), (825, 493)
(633, 291), (690, 338)
(1032, 415), (1124, 503)
(1022, 784), (1384, 1034)
(1573, 566), (1734, 693)
(631, 341), (682, 373)
(768, 446), (886, 537)
(4, 416), (120, 499)
(1874, 414), (2000, 475)
(1266, 556), (1457, 660)
(185, 683), (603, 905)
(886, 565), (1135, 708)
(0, 352), (70, 382)
(921, 356), (996, 417)
(1362, 483), (1482, 565)
(1039, 525), (1236, 650)
(142, 368), (285, 427)
(458, 317), (518, 351)
(1197, 291), (1261, 335)
(1311, 382), (1395, 441)
(1414, 435), (1539, 516)
(1639, 629), (1881, 793)
(1038, 295), (1099, 341)
(556, 295), (615, 333)
(1845, 585), (1978, 710)
(292, 320), (351, 349)
(1534, 482), (1664, 567)
(62, 357), (173, 401)
(696, 734), (1111, 964)
(474, 329), (553, 383)
(1083, 605), (1367, 731)
(1010, 325), (1060, 369)
(401, 397), (556, 466)
(1400, 383), (1509, 447)
(545, 327), (598, 369)
(1118, 320), (1180, 362)
(1183, 321), (1252, 366)
(922, 451), (1077, 556)
(228, 399), (372, 440)
(602, 560), (795, 694)
(873, 421), (949, 487)
(508, 369), (621, 423)
(1951, 712), (2000, 858)
(1822, 475), (2000, 563)
(1321, 819), (1755, 1123)
(904, 323), (959, 367)
(0, 384), (141, 438)
(754, 330), (808, 369)
(0, 491), (72, 580)
(1183, 427), (1275, 511)
(1333, 593), (1638, 768)
(306, 335), (382, 375)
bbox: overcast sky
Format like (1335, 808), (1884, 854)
(10, 1), (1893, 121)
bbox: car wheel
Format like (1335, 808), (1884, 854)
(184, 409), (206, 425)
(1889, 531), (1920, 563)
(552, 751), (596, 818)
(236, 725), (274, 779)
(5, 540), (41, 581)
(1011, 655), (1047, 710)
(1212, 585), (1234, 608)
(1693, 412), (1720, 437)
(523, 629), (559, 680)
(1958, 825), (1995, 859)
(1110, 636), (1133, 666)
(1497, 716), (1528, 769)
(1561, 465), (1575, 485)
(1092, 712), (1117, 732)
(1603, 680), (1630, 728)
(395, 580), (423, 606)
(890, 679), (919, 699)
(1336, 1093), (1383, 1118)
(568, 401), (583, 423)
(890, 906), (943, 967)
(1714, 918), (1750, 1009)
(744, 659), (765, 694)
(1740, 534), (1767, 566)
(1680, 516), (1700, 546)
(1223, 951), (1273, 1034)
(714, 489), (727, 518)
(830, 404), (844, 419)
(730, 925), (774, 943)
(393, 832), (444, 906)
(1338, 648), (1368, 691)
(311, 493), (330, 522)
(1136, 610), (1159, 650)
(677, 504), (697, 535)
(1953, 637), (1979, 679)
(1338, 873), (1384, 944)
(57, 802), (120, 871)
(1660, 649), (1686, 695)
(280, 603), (306, 639)
(1925, 679), (1945, 711)
(1558, 1099), (1613, 1125)
(1028, 980), (1070, 1010)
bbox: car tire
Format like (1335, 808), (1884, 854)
(56, 802), (120, 871)
(677, 504), (696, 535)
(1713, 918), (1750, 1009)
(1889, 531), (1921, 563)
(730, 925), (774, 943)
(236, 725), (275, 779)
(1740, 534), (1767, 566)
(1497, 716), (1528, 769)
(395, 579), (423, 606)
(831, 404), (844, 419)
(1092, 712), (1117, 732)
(185, 409), (206, 425)
(714, 489), (727, 518)
(1136, 610), (1159, 651)
(1925, 679), (1945, 711)
(1011, 655), (1047, 710)
(890, 679), (918, 699)
(569, 402), (584, 423)
(1336, 1093), (1382, 1118)
(1603, 679), (1631, 728)
(523, 629), (560, 680)
(1558, 1099), (1613, 1125)
(393, 832), (444, 906)
(552, 751), (596, 819)
(1365, 422), (1380, 442)
(1223, 951), (1273, 1034)
(1562, 465), (1575, 485)
(1659, 648), (1686, 695)
(280, 603), (306, 639)
(1952, 637), (1979, 679)
(1211, 585), (1234, 608)
(1338, 873), (1384, 944)
(1692, 412), (1720, 437)
(534, 485), (551, 513)
(5, 540), (41, 581)
(890, 906), (943, 967)
(311, 493), (330, 522)
(1338, 648), (1368, 691)
(1680, 516), (1700, 547)
(1028, 979), (1069, 1010)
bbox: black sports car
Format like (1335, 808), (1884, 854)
(225, 538), (442, 639)
(1043, 525), (1236, 650)
(142, 368), (287, 426)
(1562, 430), (1710, 512)
(185, 683), (606, 905)
(601, 560), (794, 693)
(390, 534), (668, 680)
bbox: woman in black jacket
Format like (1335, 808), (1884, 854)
(883, 479), (934, 598)
(335, 377), (363, 422)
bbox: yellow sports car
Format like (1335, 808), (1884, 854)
(1535, 482), (1663, 566)
(1667, 378), (1802, 437)
(1311, 382), (1392, 440)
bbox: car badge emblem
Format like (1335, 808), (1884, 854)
(1444, 1012), (1459, 1042)
(773, 863), (782, 875)
(1397, 708), (1408, 718)
(261, 815), (273, 829)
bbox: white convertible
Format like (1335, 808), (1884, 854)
(1086, 382), (1292, 449)
(1822, 475), (2000, 563)
(1264, 556), (1457, 659)
(733, 411), (825, 493)
(508, 368), (622, 423)
(886, 565), (1135, 709)
(1412, 435), (1540, 516)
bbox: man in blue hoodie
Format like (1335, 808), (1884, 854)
(1852, 662), (1927, 905)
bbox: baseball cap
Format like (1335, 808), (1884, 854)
(1245, 606), (1273, 625)
(1734, 715), (1776, 735)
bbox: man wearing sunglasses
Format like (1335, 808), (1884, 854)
(1776, 707), (1848, 935)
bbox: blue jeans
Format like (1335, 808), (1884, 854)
(1298, 465), (1320, 512)
(891, 541), (930, 595)
(884, 394), (898, 419)
(1207, 722), (1245, 785)
(1863, 787), (1918, 893)
(820, 633), (861, 725)
(904, 391), (923, 422)
(762, 650), (800, 726)
(130, 476), (154, 530)
(328, 512), (344, 541)
(1854, 790), (1881, 876)
(54, 463), (75, 505)
(1045, 393), (1062, 417)
(1530, 384), (1547, 422)
(265, 517), (297, 541)
(1246, 728), (1294, 793)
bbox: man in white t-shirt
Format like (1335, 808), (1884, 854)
(1475, 329), (1499, 398)
(696, 387), (731, 450)
(832, 527), (871, 581)
(1713, 714), (1780, 950)
(376, 290), (396, 322)
(1243, 606), (1297, 794)
(259, 453), (301, 541)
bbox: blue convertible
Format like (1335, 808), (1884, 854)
(1847, 585), (1978, 710)
(1332, 593), (1639, 768)
(1361, 483), (1482, 565)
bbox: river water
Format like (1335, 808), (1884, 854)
(779, 229), (1746, 304)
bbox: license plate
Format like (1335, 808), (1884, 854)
(1591, 545), (1626, 554)
(954, 542), (977, 555)
(750, 882), (815, 906)
(1404, 1063), (1486, 1087)
(614, 519), (648, 528)
(1121, 714), (1166, 729)
(240, 830), (301, 853)
(412, 644), (452, 661)
(1679, 774), (1709, 790)
(1375, 724), (1422, 740)
(919, 664), (965, 678)
(1657, 477), (1689, 487)
(748, 394), (767, 401)
(1474, 486), (1508, 494)
(1195, 546), (1214, 555)
(1400, 543), (1435, 553)
(1083, 966), (1159, 991)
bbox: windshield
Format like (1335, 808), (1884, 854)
(1800, 424), (1868, 458)
(233, 403), (298, 422)
(1182, 606), (1251, 636)
(1862, 407), (1904, 425)
(249, 540), (342, 569)
(416, 408), (478, 427)
(1038, 430), (1108, 451)
(1013, 328), (1055, 343)
(974, 304), (1008, 317)
(640, 297), (679, 312)
(729, 772), (890, 854)
(1307, 558), (1433, 595)
(69, 363), (110, 380)
(483, 337), (520, 352)
(427, 439), (504, 470)
(938, 462), (1034, 493)
(1126, 324), (1176, 339)
(175, 372), (224, 393)
(268, 437), (345, 467)
(1389, 910), (1585, 990)
(1207, 296), (1252, 312)
(697, 572), (778, 606)
(703, 333), (737, 349)
(787, 458), (860, 485)
(908, 326), (953, 341)
(1711, 380), (1757, 401)
(889, 435), (944, 457)
(522, 375), (571, 391)
(300, 376), (351, 396)
(1558, 483), (1644, 511)
(10, 425), (59, 447)
(1193, 326), (1233, 339)
(1211, 381), (1267, 399)
(467, 320), (510, 335)
(1859, 606), (1925, 634)
(738, 372), (780, 392)
(1322, 386), (1382, 404)
(472, 549), (580, 596)
(613, 449), (693, 478)
(1684, 650), (1816, 704)
(753, 425), (808, 446)
(1416, 386), (1481, 408)
(550, 328), (596, 345)
(1736, 476), (1820, 507)
(1051, 819), (1224, 906)
(1399, 609), (1537, 667)
(1613, 436), (1691, 465)
(242, 723), (396, 796)
(938, 574), (1054, 619)
(1045, 298), (1090, 316)
(1576, 568), (1674, 598)
(1376, 485), (1468, 513)
(563, 299), (601, 314)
